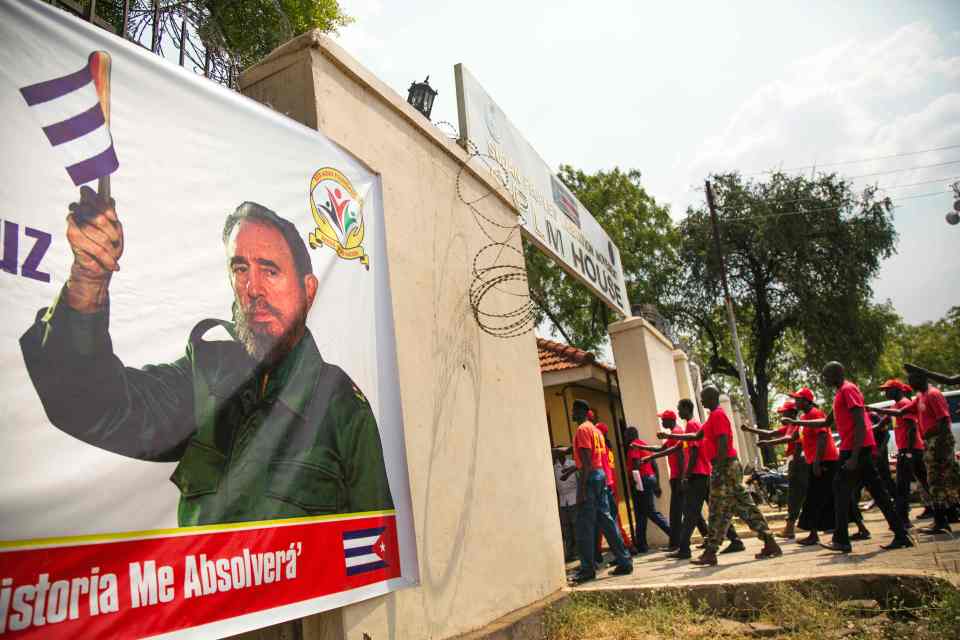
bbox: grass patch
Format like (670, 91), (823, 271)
(543, 582), (960, 639)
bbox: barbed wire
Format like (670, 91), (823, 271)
(450, 135), (539, 338)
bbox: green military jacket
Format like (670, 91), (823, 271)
(20, 293), (395, 526)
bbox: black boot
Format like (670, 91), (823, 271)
(918, 506), (952, 535)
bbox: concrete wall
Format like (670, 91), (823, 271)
(239, 31), (564, 640)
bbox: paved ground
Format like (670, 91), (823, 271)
(571, 506), (960, 591)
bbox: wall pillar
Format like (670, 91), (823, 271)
(672, 350), (694, 404)
(608, 317), (683, 547)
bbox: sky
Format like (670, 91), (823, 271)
(335, 1), (960, 325)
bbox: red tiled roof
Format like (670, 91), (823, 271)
(537, 337), (615, 374)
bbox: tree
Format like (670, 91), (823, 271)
(50, 1), (352, 86)
(191, 0), (353, 69)
(526, 166), (681, 350)
(770, 302), (901, 397)
(673, 171), (898, 447)
(859, 305), (960, 402)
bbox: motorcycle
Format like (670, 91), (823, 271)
(746, 466), (790, 508)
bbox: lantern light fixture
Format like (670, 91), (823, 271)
(407, 76), (437, 120)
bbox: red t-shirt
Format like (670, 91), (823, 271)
(627, 439), (655, 477)
(684, 419), (712, 476)
(799, 408), (838, 462)
(604, 449), (616, 488)
(912, 386), (951, 437)
(664, 425), (685, 479)
(701, 406), (737, 461)
(776, 424), (801, 458)
(893, 397), (923, 450)
(833, 380), (877, 451)
(573, 422), (606, 471)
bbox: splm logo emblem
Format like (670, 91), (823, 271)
(308, 167), (368, 269)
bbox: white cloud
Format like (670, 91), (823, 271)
(677, 23), (959, 192)
(654, 22), (960, 323)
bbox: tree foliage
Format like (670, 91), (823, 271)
(674, 171), (898, 434)
(58, 1), (353, 79)
(526, 166), (680, 350)
(859, 306), (960, 402)
(196, 0), (353, 69)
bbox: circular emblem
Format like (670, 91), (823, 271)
(308, 167), (369, 269)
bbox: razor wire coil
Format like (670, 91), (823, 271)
(451, 133), (539, 338)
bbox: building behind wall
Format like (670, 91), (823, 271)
(538, 338), (634, 542)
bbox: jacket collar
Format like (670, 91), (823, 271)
(270, 329), (325, 419)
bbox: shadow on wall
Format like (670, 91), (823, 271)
(418, 179), (484, 638)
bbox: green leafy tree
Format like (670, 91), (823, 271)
(526, 166), (681, 350)
(53, 1), (352, 81)
(860, 306), (960, 402)
(195, 0), (353, 69)
(674, 171), (898, 451)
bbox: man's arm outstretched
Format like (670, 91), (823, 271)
(20, 189), (195, 461)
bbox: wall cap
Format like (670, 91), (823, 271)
(239, 29), (520, 216)
(608, 315), (674, 350)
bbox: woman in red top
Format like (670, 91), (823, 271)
(633, 410), (686, 550)
(791, 395), (843, 545)
(741, 400), (805, 539)
(625, 425), (671, 553)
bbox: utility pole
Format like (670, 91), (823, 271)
(705, 179), (760, 465)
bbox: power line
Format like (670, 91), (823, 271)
(745, 143), (960, 175)
(703, 176), (956, 210)
(878, 175), (960, 190)
(714, 190), (947, 224)
(689, 174), (959, 200)
(847, 159), (960, 179)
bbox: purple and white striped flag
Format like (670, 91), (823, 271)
(18, 54), (118, 187)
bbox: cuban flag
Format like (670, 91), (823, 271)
(18, 51), (118, 187)
(342, 526), (388, 576)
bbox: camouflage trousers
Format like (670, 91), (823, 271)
(706, 459), (773, 552)
(924, 428), (960, 507)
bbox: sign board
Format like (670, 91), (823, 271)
(0, 2), (417, 637)
(455, 64), (630, 316)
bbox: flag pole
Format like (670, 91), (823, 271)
(90, 51), (112, 202)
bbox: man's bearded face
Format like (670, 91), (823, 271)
(228, 220), (310, 364)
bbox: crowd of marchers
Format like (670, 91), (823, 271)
(553, 362), (960, 585)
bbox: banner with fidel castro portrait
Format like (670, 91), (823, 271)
(0, 2), (417, 639)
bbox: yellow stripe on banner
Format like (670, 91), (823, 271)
(0, 510), (397, 551)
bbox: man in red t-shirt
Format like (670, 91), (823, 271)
(788, 362), (911, 552)
(876, 379), (929, 529)
(649, 398), (742, 559)
(877, 370), (960, 533)
(742, 398), (807, 538)
(570, 400), (632, 584)
(658, 386), (780, 566)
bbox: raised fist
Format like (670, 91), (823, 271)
(65, 186), (124, 312)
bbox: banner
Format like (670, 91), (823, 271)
(455, 64), (630, 316)
(0, 2), (417, 638)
